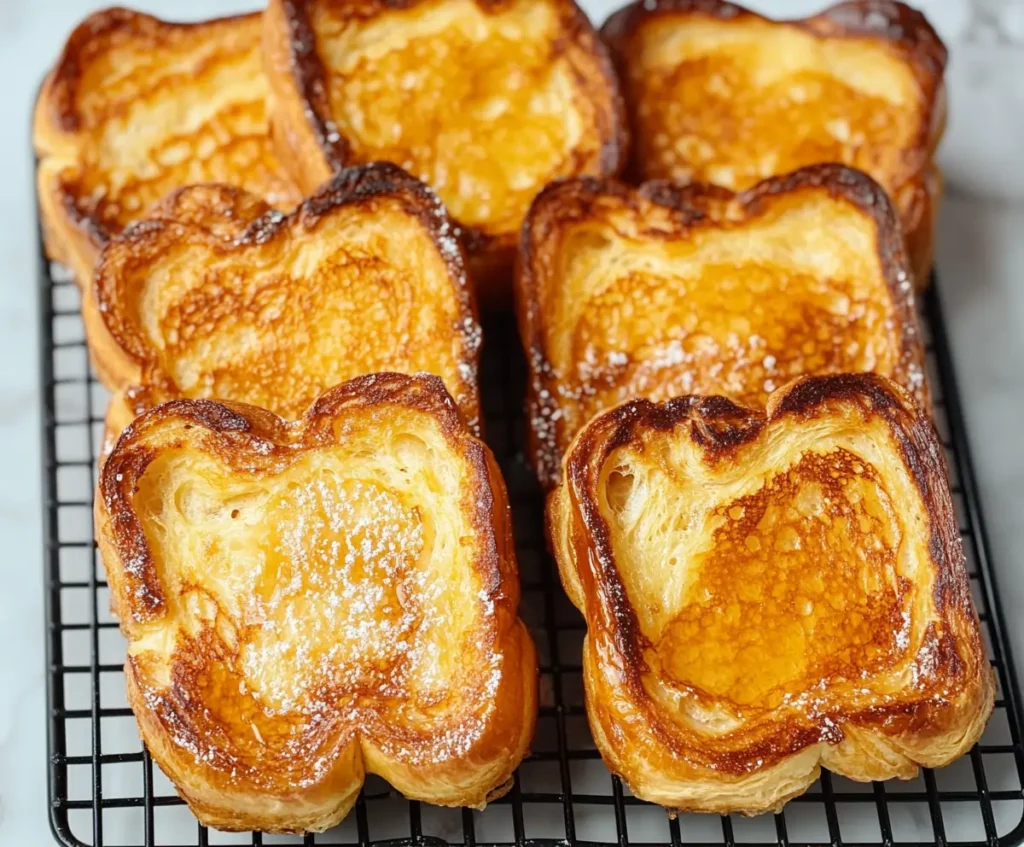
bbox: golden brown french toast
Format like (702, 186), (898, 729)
(517, 164), (927, 488)
(33, 8), (301, 290)
(262, 0), (627, 298)
(96, 373), (537, 833)
(549, 373), (993, 815)
(93, 163), (482, 450)
(602, 0), (946, 288)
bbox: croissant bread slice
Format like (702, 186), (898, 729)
(517, 164), (927, 488)
(33, 8), (300, 290)
(601, 0), (947, 288)
(262, 0), (627, 298)
(96, 373), (537, 833)
(93, 162), (482, 455)
(549, 373), (993, 816)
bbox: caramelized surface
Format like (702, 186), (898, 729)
(145, 223), (465, 419)
(628, 20), (919, 194)
(97, 375), (536, 832)
(570, 256), (898, 426)
(96, 172), (481, 429)
(521, 176), (925, 487)
(658, 449), (904, 708)
(38, 12), (299, 240)
(549, 374), (994, 814)
(301, 0), (616, 237)
(135, 448), (459, 718)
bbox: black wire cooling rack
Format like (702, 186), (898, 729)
(37, 231), (1024, 846)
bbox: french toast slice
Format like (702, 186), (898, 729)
(96, 373), (537, 833)
(33, 8), (301, 290)
(517, 164), (927, 488)
(262, 0), (627, 298)
(601, 0), (947, 288)
(549, 373), (993, 815)
(93, 163), (482, 449)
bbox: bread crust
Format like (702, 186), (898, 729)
(96, 372), (537, 833)
(263, 0), (627, 300)
(33, 8), (301, 290)
(93, 162), (482, 446)
(517, 163), (928, 488)
(549, 373), (993, 815)
(601, 0), (947, 289)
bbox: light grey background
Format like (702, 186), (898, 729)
(1, 0), (1022, 843)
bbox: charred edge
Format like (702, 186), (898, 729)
(307, 372), (470, 438)
(280, 0), (348, 170)
(556, 0), (631, 178)
(815, 1), (948, 75)
(601, 0), (946, 71)
(299, 161), (438, 223)
(100, 443), (163, 618)
(60, 180), (112, 248)
(293, 162), (476, 323)
(601, 0), (751, 49)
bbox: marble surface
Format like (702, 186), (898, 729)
(1, 0), (1022, 844)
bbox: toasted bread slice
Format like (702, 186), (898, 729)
(517, 164), (927, 488)
(549, 373), (993, 815)
(262, 0), (627, 298)
(96, 373), (537, 833)
(33, 8), (301, 291)
(93, 163), (482, 451)
(602, 0), (946, 288)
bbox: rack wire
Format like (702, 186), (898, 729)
(38, 233), (1024, 846)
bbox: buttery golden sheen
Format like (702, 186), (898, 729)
(96, 373), (537, 833)
(93, 163), (482, 455)
(549, 374), (993, 815)
(262, 0), (627, 297)
(33, 8), (300, 290)
(517, 164), (927, 488)
(602, 0), (947, 288)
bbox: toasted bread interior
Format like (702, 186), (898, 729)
(130, 428), (475, 714)
(298, 0), (612, 237)
(533, 188), (921, 478)
(622, 17), (924, 193)
(99, 189), (479, 427)
(601, 419), (925, 714)
(37, 12), (298, 245)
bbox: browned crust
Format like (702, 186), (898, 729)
(32, 8), (267, 280)
(93, 161), (482, 429)
(516, 162), (929, 489)
(600, 0), (947, 290)
(263, 0), (628, 281)
(553, 372), (991, 798)
(97, 372), (537, 831)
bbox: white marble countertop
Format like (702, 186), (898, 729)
(1, 0), (1021, 844)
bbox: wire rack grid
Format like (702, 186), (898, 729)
(37, 241), (1024, 847)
